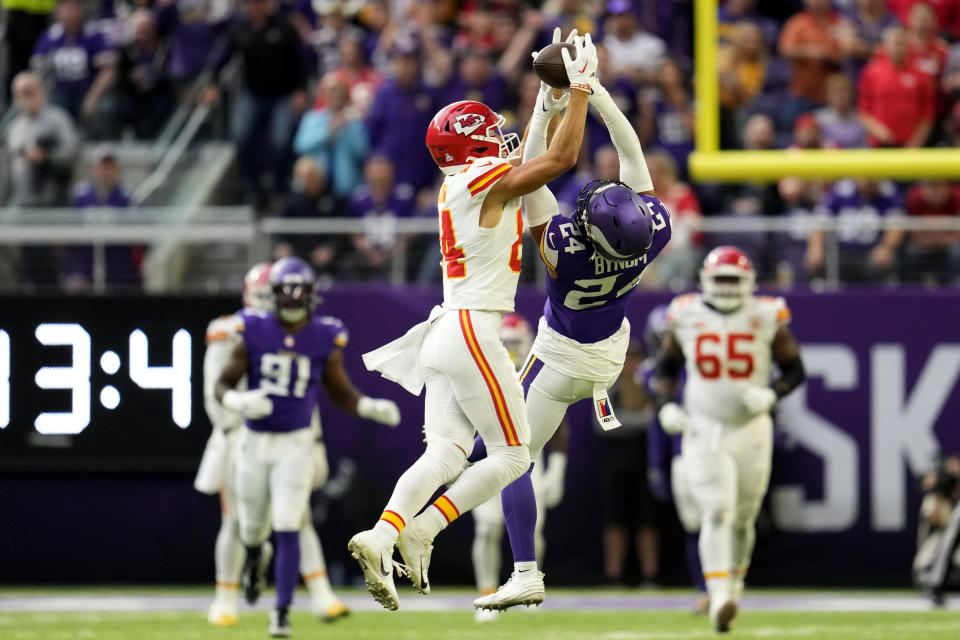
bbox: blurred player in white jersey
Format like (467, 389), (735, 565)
(213, 258), (400, 637)
(197, 263), (388, 628)
(655, 247), (806, 633)
(473, 33), (672, 612)
(472, 314), (568, 623)
(354, 32), (597, 612)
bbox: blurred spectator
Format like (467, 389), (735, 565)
(365, 42), (439, 194)
(815, 73), (867, 147)
(914, 454), (960, 603)
(908, 2), (949, 83)
(778, 0), (844, 126)
(296, 0), (366, 77)
(344, 156), (415, 280)
(451, 4), (498, 53)
(154, 0), (233, 93)
(838, 0), (898, 80)
(63, 145), (141, 292)
(207, 0), (309, 204)
(599, 339), (659, 586)
(31, 0), (118, 124)
(3, 0), (56, 96)
(316, 37), (383, 116)
(646, 150), (702, 289)
(776, 175), (829, 284)
(585, 44), (638, 157)
(858, 26), (936, 147)
(442, 49), (506, 112)
(555, 146), (621, 214)
(940, 38), (960, 102)
(542, 0), (599, 46)
(791, 112), (834, 149)
(106, 9), (174, 139)
(902, 180), (960, 284)
(493, 8), (546, 86)
(807, 179), (905, 282)
(743, 112), (777, 150)
(718, 21), (769, 145)
(718, 0), (780, 50)
(509, 72), (543, 141)
(7, 71), (79, 207)
(889, 0), (960, 41)
(273, 157), (345, 279)
(640, 58), (695, 179)
(602, 0), (666, 85)
(294, 77), (369, 199)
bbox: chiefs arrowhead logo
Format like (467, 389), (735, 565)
(452, 113), (485, 136)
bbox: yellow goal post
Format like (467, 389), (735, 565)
(689, 0), (960, 181)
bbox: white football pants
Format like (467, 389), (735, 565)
(681, 412), (772, 609)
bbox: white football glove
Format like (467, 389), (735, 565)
(357, 396), (401, 427)
(221, 388), (273, 420)
(561, 33), (598, 93)
(539, 451), (567, 509)
(658, 402), (689, 435)
(740, 384), (778, 415)
(531, 27), (576, 116)
(311, 441), (329, 490)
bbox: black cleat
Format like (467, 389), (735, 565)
(241, 542), (273, 605)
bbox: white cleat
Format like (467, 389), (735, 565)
(311, 596), (349, 623)
(474, 607), (500, 623)
(473, 569), (545, 611)
(207, 598), (238, 626)
(348, 530), (406, 611)
(712, 600), (738, 633)
(268, 607), (292, 638)
(396, 519), (434, 594)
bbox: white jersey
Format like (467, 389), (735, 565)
(438, 157), (523, 312)
(203, 313), (245, 431)
(668, 293), (791, 426)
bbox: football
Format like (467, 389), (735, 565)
(533, 42), (574, 89)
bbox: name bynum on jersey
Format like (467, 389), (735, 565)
(668, 293), (791, 426)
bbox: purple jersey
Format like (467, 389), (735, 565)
(542, 195), (672, 344)
(32, 23), (116, 99)
(240, 309), (347, 433)
(816, 179), (903, 248)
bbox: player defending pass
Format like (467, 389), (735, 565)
(353, 33), (598, 612)
(655, 247), (806, 633)
(474, 48), (673, 612)
(215, 257), (401, 637)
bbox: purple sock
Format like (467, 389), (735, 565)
(467, 435), (486, 463)
(274, 531), (300, 608)
(685, 532), (705, 592)
(501, 463), (537, 563)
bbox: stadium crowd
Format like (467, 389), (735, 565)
(3, 0), (960, 290)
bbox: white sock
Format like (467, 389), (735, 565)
(472, 516), (502, 593)
(300, 525), (335, 602)
(214, 515), (245, 591)
(416, 500), (451, 540)
(514, 561), (538, 574)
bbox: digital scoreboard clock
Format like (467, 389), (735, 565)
(0, 297), (237, 471)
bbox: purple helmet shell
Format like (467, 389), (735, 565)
(269, 256), (315, 287)
(574, 180), (654, 262)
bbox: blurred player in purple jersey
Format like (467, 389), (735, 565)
(641, 304), (708, 614)
(215, 257), (400, 638)
(474, 60), (672, 612)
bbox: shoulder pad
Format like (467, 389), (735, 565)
(666, 293), (698, 324)
(206, 313), (243, 343)
(318, 315), (349, 348)
(465, 159), (513, 199)
(756, 296), (791, 326)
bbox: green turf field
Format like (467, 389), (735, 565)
(4, 609), (960, 640)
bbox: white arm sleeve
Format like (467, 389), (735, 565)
(523, 112), (550, 164)
(523, 185), (559, 228)
(590, 90), (654, 193)
(203, 336), (241, 431)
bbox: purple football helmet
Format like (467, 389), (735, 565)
(269, 257), (316, 323)
(574, 179), (654, 261)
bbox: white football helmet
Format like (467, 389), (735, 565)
(499, 313), (534, 369)
(699, 246), (755, 312)
(242, 262), (274, 311)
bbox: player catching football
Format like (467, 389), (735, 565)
(473, 37), (673, 612)
(214, 257), (400, 637)
(655, 247), (806, 633)
(353, 33), (598, 612)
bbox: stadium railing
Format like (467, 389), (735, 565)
(1, 213), (958, 293)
